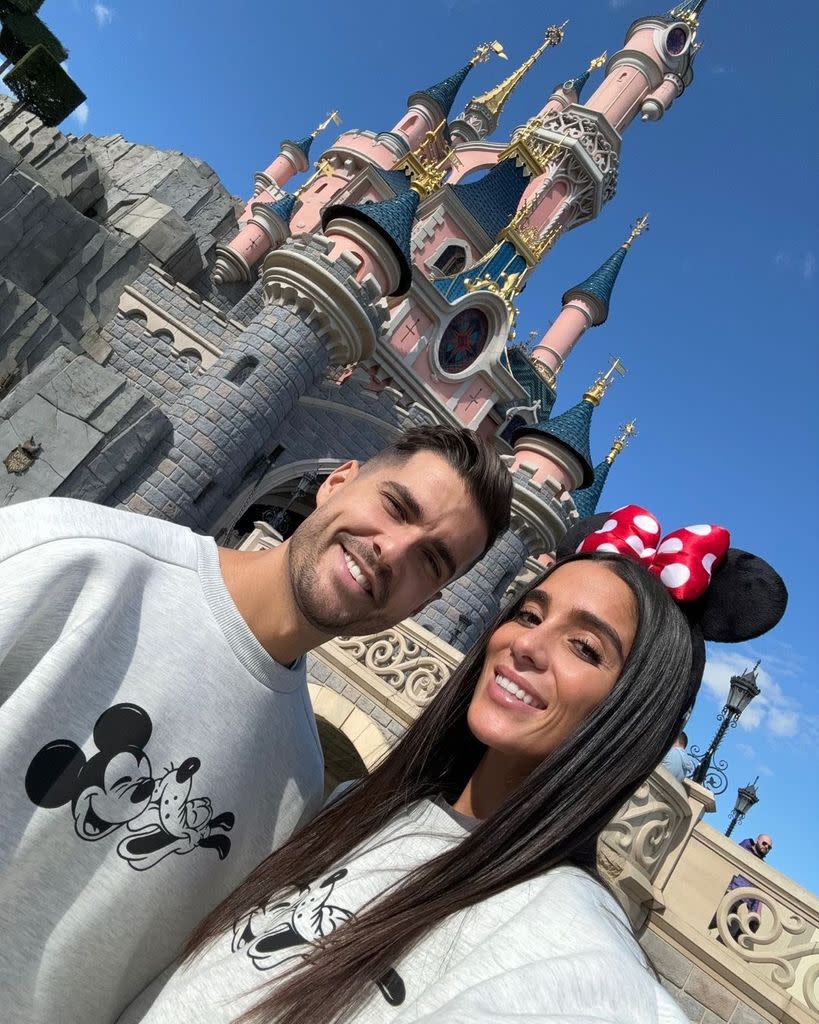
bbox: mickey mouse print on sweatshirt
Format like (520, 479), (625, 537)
(24, 703), (235, 870)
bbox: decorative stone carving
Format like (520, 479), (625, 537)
(336, 627), (456, 707)
(714, 886), (819, 1014)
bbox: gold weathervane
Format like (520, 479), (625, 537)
(623, 213), (649, 250)
(607, 420), (637, 464)
(584, 357), (626, 407)
(311, 110), (342, 138)
(587, 51), (608, 73)
(471, 40), (508, 66)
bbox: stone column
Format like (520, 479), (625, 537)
(112, 235), (384, 529)
(414, 466), (576, 653)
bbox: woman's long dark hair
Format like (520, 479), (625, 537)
(183, 552), (694, 1024)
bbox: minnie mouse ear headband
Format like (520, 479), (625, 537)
(556, 504), (788, 642)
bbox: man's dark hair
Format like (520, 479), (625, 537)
(368, 425), (512, 553)
(679, 730), (688, 747)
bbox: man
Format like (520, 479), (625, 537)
(659, 730), (695, 782)
(0, 425), (512, 1024)
(713, 833), (773, 941)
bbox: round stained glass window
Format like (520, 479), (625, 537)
(438, 307), (489, 374)
(665, 25), (689, 56)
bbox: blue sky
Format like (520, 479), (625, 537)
(22, 1), (819, 890)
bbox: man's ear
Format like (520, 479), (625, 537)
(314, 461), (360, 508)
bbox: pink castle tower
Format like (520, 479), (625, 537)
(530, 215), (649, 378)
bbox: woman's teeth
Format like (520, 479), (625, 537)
(494, 673), (545, 710)
(344, 550), (372, 593)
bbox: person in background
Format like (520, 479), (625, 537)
(117, 505), (786, 1024)
(660, 731), (696, 782)
(0, 425), (512, 1024)
(719, 834), (774, 940)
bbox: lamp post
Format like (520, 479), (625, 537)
(725, 777), (760, 838)
(691, 661), (761, 794)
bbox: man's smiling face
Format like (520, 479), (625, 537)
(286, 452), (488, 636)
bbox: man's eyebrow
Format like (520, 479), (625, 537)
(519, 590), (625, 662)
(387, 480), (457, 578)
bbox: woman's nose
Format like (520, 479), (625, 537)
(510, 627), (548, 669)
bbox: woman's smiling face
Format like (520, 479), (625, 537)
(467, 560), (639, 774)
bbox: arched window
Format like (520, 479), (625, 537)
(432, 244), (467, 277)
(177, 348), (202, 374)
(226, 355), (258, 385)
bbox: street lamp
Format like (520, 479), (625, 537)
(725, 777), (760, 838)
(691, 661), (761, 794)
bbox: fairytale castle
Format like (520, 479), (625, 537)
(2, 4), (704, 740)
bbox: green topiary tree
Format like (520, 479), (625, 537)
(0, 9), (67, 73)
(1, 44), (85, 127)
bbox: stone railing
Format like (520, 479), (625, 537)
(655, 819), (819, 1022)
(597, 767), (695, 930)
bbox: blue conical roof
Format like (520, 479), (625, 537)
(451, 158), (529, 240)
(321, 189), (419, 296)
(559, 68), (591, 100)
(572, 459), (611, 518)
(411, 62), (472, 120)
(282, 134), (314, 162)
(512, 398), (595, 488)
(562, 245), (628, 326)
(267, 192), (296, 223)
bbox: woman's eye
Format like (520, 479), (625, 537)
(572, 639), (602, 665)
(515, 608), (541, 626)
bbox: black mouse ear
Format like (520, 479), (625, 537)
(694, 548), (788, 643)
(555, 511), (614, 559)
(93, 703), (152, 753)
(25, 740), (85, 807)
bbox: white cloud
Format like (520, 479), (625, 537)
(609, 0), (632, 7)
(768, 708), (799, 737)
(773, 247), (817, 284)
(700, 647), (803, 738)
(72, 102), (89, 127)
(710, 64), (735, 75)
(93, 3), (113, 27)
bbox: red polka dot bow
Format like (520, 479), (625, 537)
(577, 504), (730, 602)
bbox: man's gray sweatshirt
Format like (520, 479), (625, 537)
(0, 497), (324, 1023)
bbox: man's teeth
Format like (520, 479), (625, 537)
(344, 550), (372, 593)
(495, 673), (545, 710)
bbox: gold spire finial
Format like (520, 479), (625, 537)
(311, 110), (342, 139)
(623, 214), (649, 250)
(471, 40), (508, 66)
(606, 419), (637, 464)
(468, 24), (568, 120)
(583, 356), (626, 407)
(588, 50), (608, 73)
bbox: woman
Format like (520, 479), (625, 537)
(120, 506), (786, 1024)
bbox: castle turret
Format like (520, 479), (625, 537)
(511, 359), (625, 492)
(450, 24), (567, 144)
(114, 189), (420, 528)
(583, 0), (706, 133)
(530, 216), (648, 376)
(571, 420), (636, 518)
(537, 52), (607, 117)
